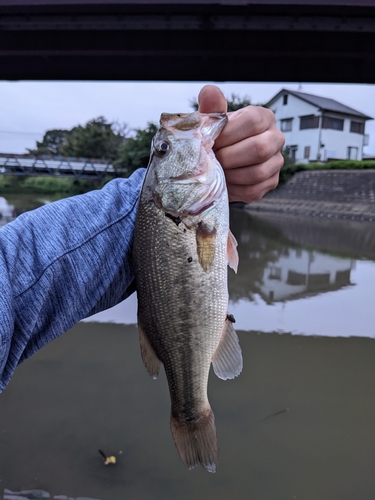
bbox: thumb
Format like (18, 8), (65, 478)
(198, 85), (227, 113)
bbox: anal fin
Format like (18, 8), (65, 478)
(212, 315), (243, 380)
(138, 322), (162, 379)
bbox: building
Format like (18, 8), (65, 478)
(267, 89), (373, 163)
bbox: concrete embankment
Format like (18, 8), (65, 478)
(246, 170), (375, 221)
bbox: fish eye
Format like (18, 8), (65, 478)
(154, 140), (170, 157)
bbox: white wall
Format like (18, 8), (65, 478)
(271, 94), (320, 162)
(321, 115), (365, 161)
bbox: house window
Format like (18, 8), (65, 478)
(268, 266), (282, 280)
(283, 95), (288, 105)
(347, 147), (358, 160)
(304, 146), (311, 159)
(322, 116), (344, 130)
(350, 121), (365, 134)
(300, 115), (320, 129)
(285, 145), (298, 160)
(280, 118), (293, 132)
(308, 273), (330, 287)
(335, 269), (351, 285)
(287, 270), (306, 286)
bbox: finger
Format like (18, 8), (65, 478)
(214, 106), (276, 150)
(224, 152), (284, 186)
(216, 130), (284, 170)
(227, 171), (280, 204)
(198, 85), (227, 114)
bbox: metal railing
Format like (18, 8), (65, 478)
(0, 153), (117, 179)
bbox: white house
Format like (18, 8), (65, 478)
(267, 89), (373, 163)
(259, 249), (355, 304)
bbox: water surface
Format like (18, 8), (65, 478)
(0, 195), (374, 499)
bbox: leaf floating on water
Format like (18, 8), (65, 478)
(104, 456), (117, 465)
(98, 449), (117, 465)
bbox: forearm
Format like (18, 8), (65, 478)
(0, 168), (145, 391)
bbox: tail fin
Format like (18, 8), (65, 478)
(170, 409), (218, 473)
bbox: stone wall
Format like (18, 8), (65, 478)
(247, 170), (375, 221)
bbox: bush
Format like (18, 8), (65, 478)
(0, 174), (109, 195)
(279, 160), (375, 185)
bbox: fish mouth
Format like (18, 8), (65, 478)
(160, 112), (228, 145)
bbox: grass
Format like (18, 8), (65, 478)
(279, 160), (375, 184)
(0, 174), (111, 195)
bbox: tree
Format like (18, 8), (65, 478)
(62, 117), (128, 160)
(190, 93), (254, 112)
(28, 117), (129, 160)
(28, 129), (72, 156)
(114, 122), (158, 176)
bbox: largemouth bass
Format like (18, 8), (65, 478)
(133, 111), (242, 473)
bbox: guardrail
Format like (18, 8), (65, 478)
(0, 154), (118, 179)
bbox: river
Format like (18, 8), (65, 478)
(0, 193), (374, 500)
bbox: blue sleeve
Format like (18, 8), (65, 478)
(0, 168), (146, 392)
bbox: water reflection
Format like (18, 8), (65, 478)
(227, 210), (375, 338)
(228, 207), (375, 299)
(0, 194), (48, 226)
(259, 248), (354, 304)
(0, 196), (16, 226)
(228, 210), (360, 303)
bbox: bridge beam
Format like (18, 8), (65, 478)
(0, 1), (375, 83)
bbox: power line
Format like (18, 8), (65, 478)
(0, 130), (43, 136)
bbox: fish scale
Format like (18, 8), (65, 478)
(133, 111), (243, 473)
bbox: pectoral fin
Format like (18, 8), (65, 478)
(138, 322), (162, 379)
(212, 315), (243, 380)
(227, 230), (239, 273)
(196, 222), (217, 272)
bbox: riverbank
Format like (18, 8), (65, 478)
(246, 170), (375, 221)
(0, 174), (110, 196)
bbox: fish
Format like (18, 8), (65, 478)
(133, 111), (242, 473)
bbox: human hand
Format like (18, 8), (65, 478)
(198, 85), (285, 203)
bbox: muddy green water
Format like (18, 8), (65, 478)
(0, 195), (374, 500)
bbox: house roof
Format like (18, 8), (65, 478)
(268, 89), (373, 120)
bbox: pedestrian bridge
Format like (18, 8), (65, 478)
(0, 153), (117, 179)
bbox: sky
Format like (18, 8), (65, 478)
(1, 80), (375, 156)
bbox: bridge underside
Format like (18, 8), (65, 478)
(1, 1), (375, 83)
